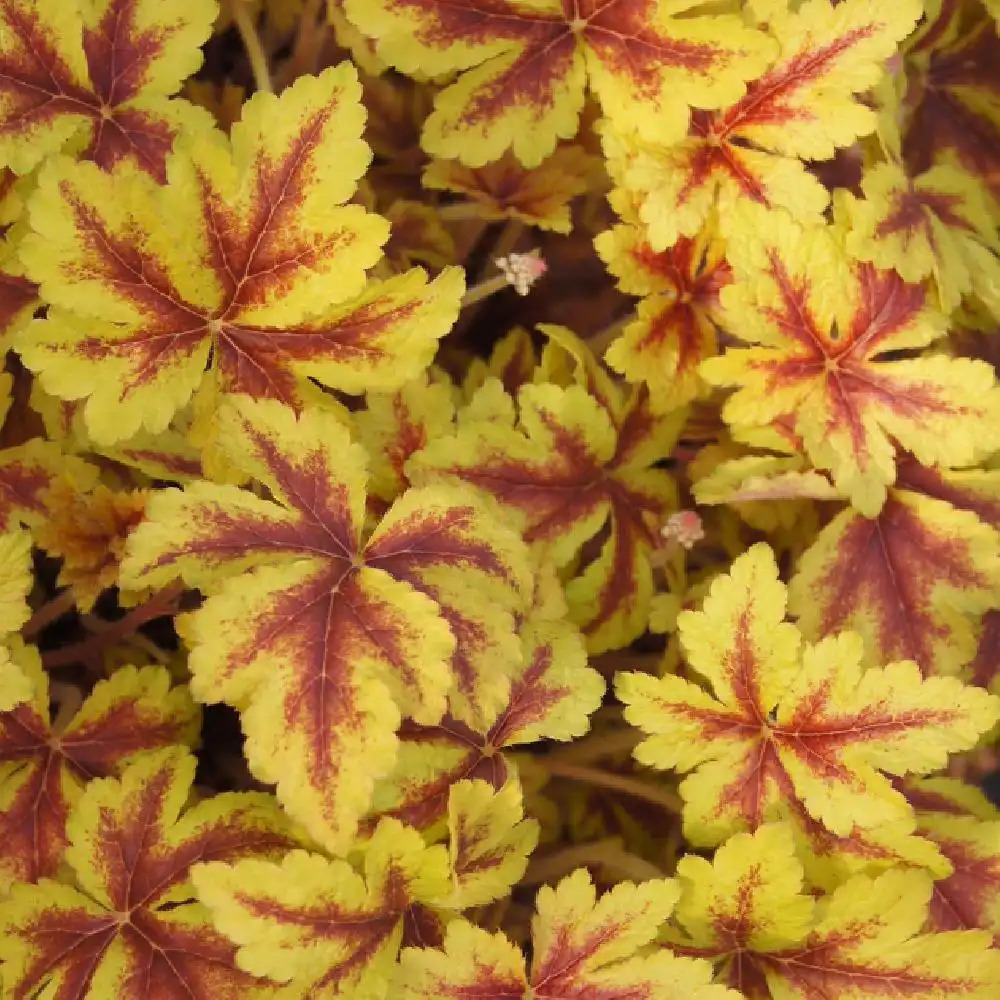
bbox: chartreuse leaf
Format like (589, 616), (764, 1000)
(0, 0), (216, 178)
(666, 823), (1000, 999)
(121, 397), (532, 854)
(0, 642), (199, 892)
(616, 544), (1000, 847)
(701, 209), (1000, 516)
(16, 63), (464, 444)
(443, 778), (539, 909)
(0, 747), (300, 999)
(409, 374), (680, 652)
(192, 818), (451, 999)
(345, 0), (774, 167)
(396, 868), (735, 1000)
(789, 489), (1000, 677)
(367, 569), (603, 832)
(611, 0), (923, 250)
(0, 528), (32, 711)
(844, 160), (1000, 316)
(0, 437), (97, 531)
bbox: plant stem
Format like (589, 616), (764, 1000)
(229, 0), (273, 94)
(22, 590), (77, 640)
(523, 837), (664, 886)
(42, 582), (185, 671)
(438, 201), (486, 223)
(542, 758), (683, 814)
(461, 273), (511, 308)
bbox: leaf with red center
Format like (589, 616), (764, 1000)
(423, 145), (602, 233)
(409, 376), (679, 651)
(596, 221), (730, 408)
(397, 868), (733, 1000)
(617, 544), (1000, 847)
(120, 396), (533, 853)
(0, 169), (37, 346)
(0, 747), (300, 999)
(902, 3), (1000, 206)
(970, 610), (1000, 692)
(666, 822), (1000, 999)
(701, 212), (1000, 516)
(15, 64), (464, 445)
(0, 643), (200, 893)
(845, 161), (1000, 315)
(367, 580), (604, 832)
(611, 0), (922, 250)
(192, 818), (451, 998)
(789, 489), (1000, 678)
(345, 0), (774, 167)
(0, 438), (97, 531)
(0, 0), (216, 179)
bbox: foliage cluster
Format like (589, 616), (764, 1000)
(0, 0), (999, 997)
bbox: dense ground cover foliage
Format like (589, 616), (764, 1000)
(0, 0), (999, 997)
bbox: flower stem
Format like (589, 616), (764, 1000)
(229, 0), (273, 94)
(524, 837), (664, 886)
(541, 758), (682, 814)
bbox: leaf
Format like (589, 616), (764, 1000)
(344, 0), (774, 167)
(396, 868), (733, 1000)
(121, 396), (532, 853)
(901, 4), (1000, 207)
(701, 210), (1000, 516)
(409, 375), (680, 652)
(423, 145), (601, 233)
(33, 481), (148, 611)
(192, 818), (451, 999)
(15, 64), (464, 444)
(0, 0), (216, 178)
(0, 644), (200, 891)
(368, 579), (604, 832)
(666, 822), (1000, 999)
(612, 0), (923, 250)
(0, 525), (31, 634)
(616, 543), (1000, 846)
(789, 489), (1000, 678)
(353, 372), (458, 503)
(596, 221), (730, 408)
(0, 747), (300, 999)
(0, 438), (97, 531)
(443, 778), (539, 909)
(844, 160), (1000, 315)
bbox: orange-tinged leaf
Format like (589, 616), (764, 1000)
(666, 822), (1000, 1000)
(617, 544), (1000, 846)
(345, 0), (774, 167)
(0, 438), (97, 531)
(702, 211), (1000, 516)
(0, 747), (299, 999)
(613, 0), (922, 250)
(410, 376), (680, 651)
(596, 221), (730, 409)
(121, 397), (532, 853)
(192, 818), (451, 998)
(0, 644), (200, 892)
(789, 489), (1000, 678)
(423, 145), (602, 233)
(397, 868), (733, 1000)
(0, 0), (216, 179)
(15, 65), (464, 444)
(33, 481), (148, 611)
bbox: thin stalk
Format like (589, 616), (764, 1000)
(229, 0), (273, 94)
(524, 837), (664, 886)
(22, 590), (76, 640)
(542, 758), (683, 814)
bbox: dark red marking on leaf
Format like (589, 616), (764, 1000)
(872, 184), (973, 240)
(0, 682), (193, 886)
(904, 16), (1000, 202)
(0, 0), (205, 181)
(970, 610), (1000, 691)
(805, 496), (993, 673)
(0, 271), (37, 337)
(895, 456), (1000, 532)
(0, 451), (54, 530)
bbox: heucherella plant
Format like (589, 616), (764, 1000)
(0, 0), (998, 998)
